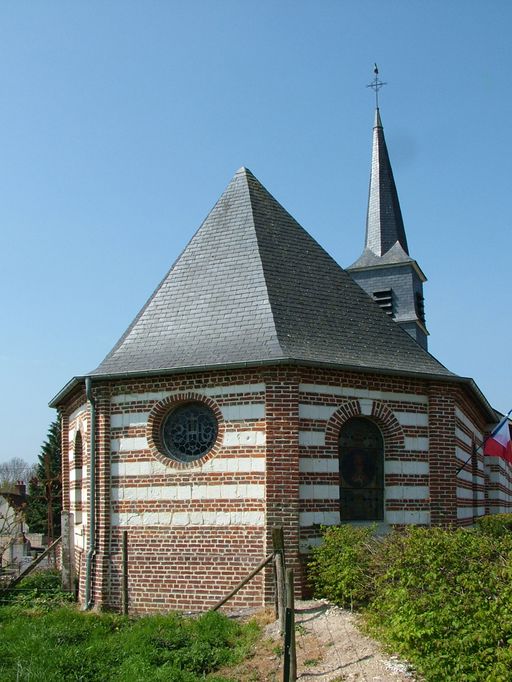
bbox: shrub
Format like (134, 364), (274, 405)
(308, 524), (381, 608)
(475, 513), (512, 537)
(366, 527), (512, 681)
(309, 524), (512, 680)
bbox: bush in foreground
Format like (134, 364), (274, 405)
(368, 528), (512, 681)
(475, 512), (512, 538)
(310, 525), (512, 681)
(308, 523), (381, 608)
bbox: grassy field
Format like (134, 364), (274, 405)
(0, 572), (260, 682)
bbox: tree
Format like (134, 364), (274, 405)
(0, 458), (36, 492)
(0, 495), (26, 576)
(25, 420), (62, 539)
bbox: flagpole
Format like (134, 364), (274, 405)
(455, 410), (512, 475)
(456, 442), (482, 476)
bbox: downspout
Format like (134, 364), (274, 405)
(84, 376), (96, 609)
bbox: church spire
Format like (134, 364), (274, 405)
(365, 107), (409, 259)
(347, 67), (429, 350)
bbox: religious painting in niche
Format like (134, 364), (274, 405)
(339, 417), (384, 521)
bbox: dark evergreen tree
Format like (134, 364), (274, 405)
(26, 419), (62, 539)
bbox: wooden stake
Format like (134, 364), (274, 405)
(283, 568), (297, 681)
(272, 526), (286, 633)
(212, 554), (273, 611)
(275, 551), (285, 634)
(272, 552), (279, 619)
(272, 526), (286, 567)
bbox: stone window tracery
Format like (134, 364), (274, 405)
(161, 402), (218, 463)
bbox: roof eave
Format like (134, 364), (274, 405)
(49, 358), (496, 421)
(392, 316), (430, 337)
(49, 377), (83, 408)
(347, 258), (427, 283)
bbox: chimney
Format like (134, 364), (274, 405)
(14, 480), (26, 498)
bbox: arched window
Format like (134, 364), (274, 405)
(72, 431), (83, 524)
(339, 417), (384, 521)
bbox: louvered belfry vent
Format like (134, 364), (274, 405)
(373, 289), (393, 316)
(416, 292), (426, 325)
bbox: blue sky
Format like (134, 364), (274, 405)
(1, 1), (510, 465)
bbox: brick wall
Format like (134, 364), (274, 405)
(63, 393), (88, 601)
(454, 401), (486, 525)
(58, 364), (508, 612)
(65, 369), (268, 612)
(264, 370), (301, 598)
(296, 367), (447, 554)
(428, 383), (457, 527)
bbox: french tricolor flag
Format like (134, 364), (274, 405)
(484, 412), (512, 465)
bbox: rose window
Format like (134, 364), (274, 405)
(161, 402), (218, 463)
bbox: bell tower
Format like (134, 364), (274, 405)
(347, 68), (428, 349)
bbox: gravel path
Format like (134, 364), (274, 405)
(225, 599), (418, 681)
(271, 600), (417, 682)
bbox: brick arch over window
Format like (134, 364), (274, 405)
(325, 400), (404, 454)
(325, 400), (405, 522)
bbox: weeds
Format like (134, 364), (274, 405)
(304, 658), (320, 667)
(0, 570), (260, 682)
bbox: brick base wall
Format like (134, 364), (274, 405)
(58, 364), (506, 613)
(106, 527), (265, 612)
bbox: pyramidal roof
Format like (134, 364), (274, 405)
(90, 167), (451, 379)
(348, 108), (414, 270)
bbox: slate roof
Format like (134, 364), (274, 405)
(348, 108), (412, 270)
(89, 166), (453, 379)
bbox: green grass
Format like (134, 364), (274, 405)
(0, 572), (260, 682)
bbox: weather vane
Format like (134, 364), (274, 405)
(366, 63), (387, 108)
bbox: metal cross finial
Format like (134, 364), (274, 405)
(366, 63), (387, 108)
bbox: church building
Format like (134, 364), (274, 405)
(50, 105), (512, 613)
